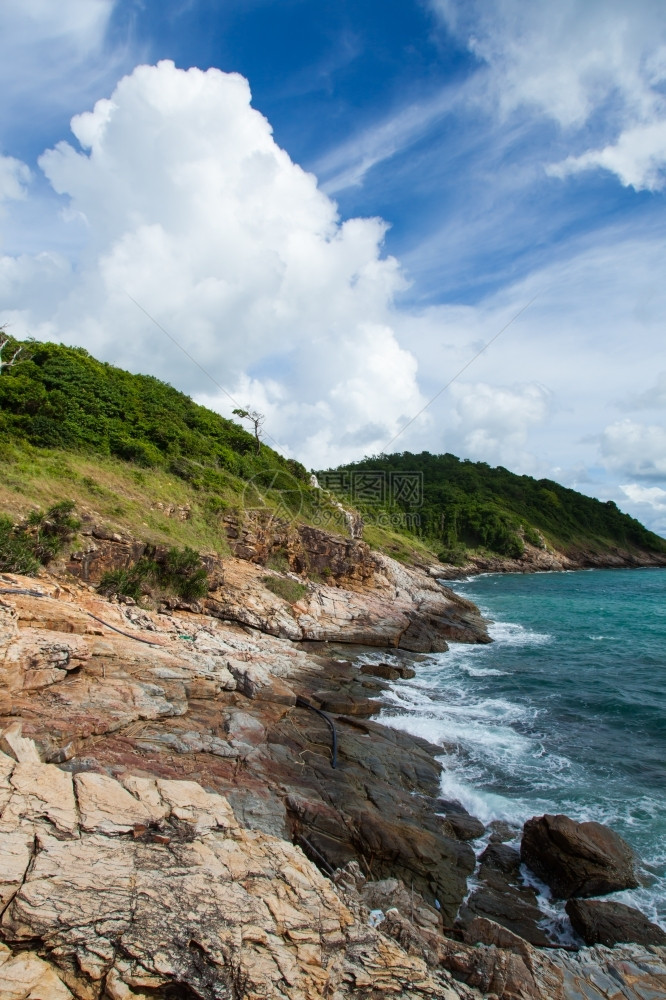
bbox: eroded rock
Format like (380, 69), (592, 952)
(0, 752), (475, 1000)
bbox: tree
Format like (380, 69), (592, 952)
(232, 406), (265, 454)
(0, 328), (29, 374)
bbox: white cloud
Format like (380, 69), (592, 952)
(315, 90), (456, 194)
(0, 156), (31, 203)
(619, 482), (666, 534)
(448, 380), (552, 470)
(551, 121), (666, 191)
(620, 482), (666, 510)
(4, 61), (424, 470)
(600, 419), (666, 478)
(432, 0), (666, 190)
(621, 371), (666, 410)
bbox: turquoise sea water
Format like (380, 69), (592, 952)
(376, 567), (666, 929)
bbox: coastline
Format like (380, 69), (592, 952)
(434, 538), (666, 580)
(1, 538), (666, 997)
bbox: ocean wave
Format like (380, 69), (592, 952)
(488, 620), (552, 645)
(460, 665), (508, 677)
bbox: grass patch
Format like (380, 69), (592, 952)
(262, 575), (307, 604)
(265, 549), (290, 572)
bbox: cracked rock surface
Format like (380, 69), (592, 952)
(0, 744), (474, 1000)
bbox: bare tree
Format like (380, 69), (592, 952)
(232, 406), (265, 454)
(0, 328), (29, 374)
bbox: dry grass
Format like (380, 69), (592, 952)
(0, 443), (233, 555)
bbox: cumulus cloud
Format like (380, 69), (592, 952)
(433, 0), (666, 190)
(4, 60), (424, 469)
(600, 419), (666, 478)
(620, 482), (666, 510)
(619, 483), (666, 535)
(551, 121), (666, 192)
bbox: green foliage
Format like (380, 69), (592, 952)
(0, 500), (79, 574)
(438, 544), (468, 566)
(0, 338), (307, 487)
(321, 452), (666, 559)
(98, 545), (209, 602)
(97, 567), (146, 602)
(261, 575), (307, 604)
(265, 549), (290, 572)
(0, 515), (40, 574)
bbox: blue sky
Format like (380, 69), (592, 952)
(1, 0), (666, 534)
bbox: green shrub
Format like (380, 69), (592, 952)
(97, 567), (146, 601)
(266, 549), (290, 572)
(0, 500), (79, 573)
(0, 515), (40, 574)
(523, 524), (543, 548)
(262, 575), (306, 604)
(438, 545), (468, 566)
(161, 546), (209, 601)
(98, 545), (209, 603)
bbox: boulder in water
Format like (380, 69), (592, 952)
(521, 813), (638, 898)
(566, 898), (666, 947)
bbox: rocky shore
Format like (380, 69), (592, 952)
(1, 517), (665, 999)
(435, 538), (666, 580)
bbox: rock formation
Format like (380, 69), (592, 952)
(521, 813), (638, 898)
(1, 544), (666, 1000)
(565, 898), (666, 948)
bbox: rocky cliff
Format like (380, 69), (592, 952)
(1, 524), (665, 999)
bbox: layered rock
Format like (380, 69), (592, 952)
(66, 516), (492, 651)
(457, 843), (551, 947)
(2, 569), (666, 1000)
(0, 574), (479, 929)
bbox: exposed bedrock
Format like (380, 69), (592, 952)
(521, 813), (639, 898)
(67, 514), (492, 651)
(2, 571), (666, 999)
(457, 843), (552, 947)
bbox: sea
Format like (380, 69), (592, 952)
(372, 567), (666, 934)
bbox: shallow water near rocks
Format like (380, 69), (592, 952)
(375, 567), (666, 930)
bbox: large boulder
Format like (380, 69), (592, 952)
(521, 813), (638, 898)
(566, 898), (666, 948)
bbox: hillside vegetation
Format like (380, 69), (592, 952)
(0, 336), (346, 552)
(1, 335), (663, 569)
(320, 452), (666, 563)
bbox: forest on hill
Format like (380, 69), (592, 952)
(320, 451), (666, 562)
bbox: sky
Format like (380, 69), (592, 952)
(1, 0), (666, 535)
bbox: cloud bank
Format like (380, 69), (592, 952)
(3, 60), (424, 468)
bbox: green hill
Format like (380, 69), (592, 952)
(0, 335), (339, 555)
(319, 451), (666, 564)
(1, 334), (663, 571)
